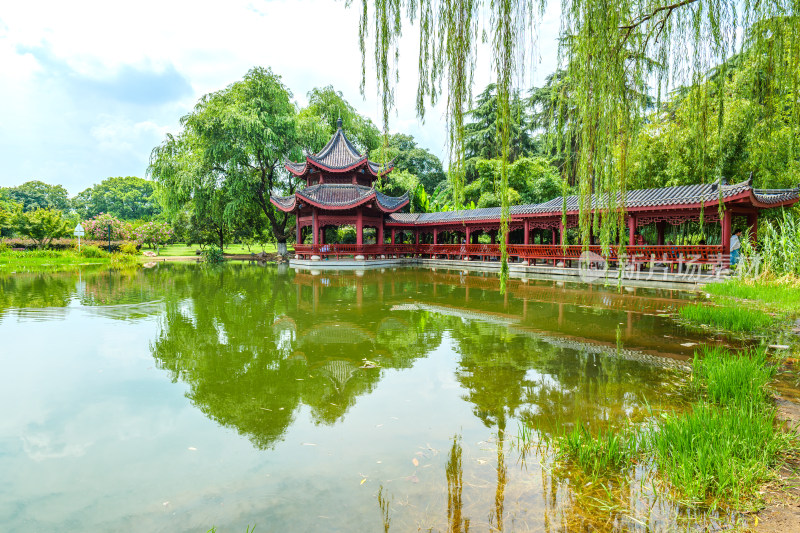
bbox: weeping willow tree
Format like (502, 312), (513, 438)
(353, 0), (800, 288)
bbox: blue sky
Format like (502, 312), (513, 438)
(0, 0), (560, 196)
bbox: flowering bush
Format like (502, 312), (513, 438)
(132, 221), (173, 250)
(83, 213), (129, 240)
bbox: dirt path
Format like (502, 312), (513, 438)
(755, 396), (800, 532)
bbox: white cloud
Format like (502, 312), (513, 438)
(0, 0), (562, 195)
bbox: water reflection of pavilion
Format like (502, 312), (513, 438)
(291, 268), (704, 358)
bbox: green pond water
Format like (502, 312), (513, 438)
(0, 264), (737, 531)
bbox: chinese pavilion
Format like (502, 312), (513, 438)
(271, 118), (409, 255)
(274, 123), (800, 267)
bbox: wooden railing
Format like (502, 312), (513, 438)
(293, 243), (726, 267)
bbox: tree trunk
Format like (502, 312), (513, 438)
(277, 240), (287, 257)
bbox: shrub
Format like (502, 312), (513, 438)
(0, 241), (8, 253)
(120, 242), (139, 255)
(80, 245), (108, 258)
(201, 246), (225, 264)
(13, 208), (70, 248)
(109, 253), (141, 268)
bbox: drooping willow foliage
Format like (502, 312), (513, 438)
(353, 0), (800, 288)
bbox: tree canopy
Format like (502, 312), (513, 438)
(299, 86), (382, 154)
(149, 67), (303, 254)
(3, 180), (71, 213)
(73, 176), (160, 220)
(386, 133), (446, 193)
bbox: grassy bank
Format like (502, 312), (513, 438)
(678, 276), (800, 336)
(705, 277), (800, 314)
(0, 248), (140, 272)
(523, 346), (796, 512)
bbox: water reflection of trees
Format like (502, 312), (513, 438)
(3, 265), (689, 449)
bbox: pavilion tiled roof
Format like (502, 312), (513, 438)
(285, 119), (394, 176)
(386, 179), (799, 225)
(270, 184), (409, 213)
(308, 128), (366, 170)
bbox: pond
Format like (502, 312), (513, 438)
(0, 264), (735, 531)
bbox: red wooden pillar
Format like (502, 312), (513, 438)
(391, 228), (396, 244)
(466, 226), (471, 244)
(524, 219), (530, 245)
(319, 225), (325, 245)
(490, 231), (496, 244)
(551, 228), (557, 245)
(657, 221), (666, 245)
(627, 215), (636, 245)
(559, 220), (566, 246)
(433, 227), (438, 245)
(721, 208), (732, 254)
(296, 215), (301, 244)
(356, 209), (363, 246)
(377, 223), (384, 246)
(312, 208), (319, 246)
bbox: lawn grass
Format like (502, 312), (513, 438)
(152, 243), (284, 257)
(678, 302), (774, 333)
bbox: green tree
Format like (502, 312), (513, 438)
(149, 67), (302, 256)
(13, 208), (70, 249)
(4, 181), (70, 212)
(464, 84), (536, 165)
(299, 86), (382, 154)
(464, 156), (561, 208)
(73, 176), (161, 220)
(386, 134), (446, 193)
(0, 192), (17, 236)
(630, 22), (800, 191)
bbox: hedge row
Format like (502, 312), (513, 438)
(1, 238), (141, 252)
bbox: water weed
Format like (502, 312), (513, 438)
(555, 424), (641, 478)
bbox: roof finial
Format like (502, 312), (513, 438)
(337, 117), (343, 129)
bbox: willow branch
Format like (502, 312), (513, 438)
(619, 0), (700, 43)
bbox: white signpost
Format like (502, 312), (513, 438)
(74, 223), (85, 252)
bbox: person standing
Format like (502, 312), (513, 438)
(730, 229), (742, 266)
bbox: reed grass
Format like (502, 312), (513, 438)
(693, 346), (776, 407)
(651, 347), (793, 509)
(678, 302), (773, 333)
(650, 402), (787, 507)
